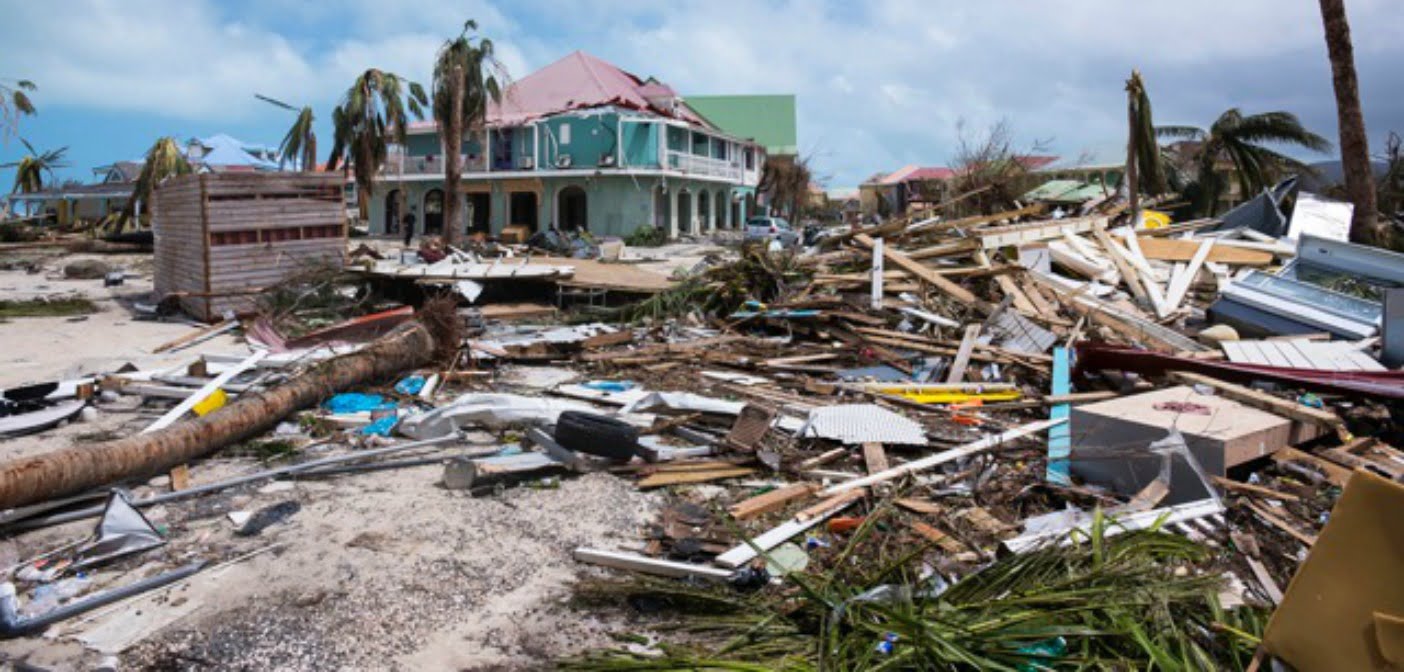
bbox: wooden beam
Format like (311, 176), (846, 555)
(946, 324), (982, 383)
(823, 418), (1064, 496)
(728, 482), (819, 520)
(854, 233), (983, 307)
(574, 548), (734, 581)
(861, 443), (889, 474)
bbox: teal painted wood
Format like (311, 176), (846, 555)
(1046, 346), (1072, 484)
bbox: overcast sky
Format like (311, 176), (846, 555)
(2, 0), (1401, 188)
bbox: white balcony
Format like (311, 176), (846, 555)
(666, 150), (742, 181)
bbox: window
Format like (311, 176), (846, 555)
(559, 123), (571, 145)
(744, 148), (755, 170)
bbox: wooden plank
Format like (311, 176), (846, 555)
(824, 418), (1064, 496)
(1245, 500), (1317, 547)
(1211, 475), (1300, 502)
(1092, 225), (1149, 304)
(853, 233), (982, 307)
(636, 466), (755, 488)
(1133, 236), (1274, 266)
(895, 498), (942, 515)
(1271, 447), (1353, 488)
(910, 521), (968, 553)
(715, 492), (862, 568)
(1160, 239), (1213, 316)
(728, 483), (819, 520)
(946, 324), (982, 383)
(169, 464), (191, 492)
(861, 443), (889, 474)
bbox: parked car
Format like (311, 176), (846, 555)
(744, 216), (799, 247)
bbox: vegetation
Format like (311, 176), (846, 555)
(2, 139), (67, 194)
(283, 107), (318, 172)
(1317, 0), (1381, 243)
(0, 78), (36, 140)
(1158, 110), (1330, 217)
(624, 224), (668, 247)
(612, 246), (808, 323)
(948, 120), (1049, 216)
(326, 69), (429, 222)
(0, 297), (98, 318)
(563, 509), (1265, 671)
(121, 137), (193, 224)
(759, 155), (813, 220)
(432, 19), (504, 247)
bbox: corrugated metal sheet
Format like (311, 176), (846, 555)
(800, 404), (927, 446)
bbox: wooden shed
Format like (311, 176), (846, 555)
(152, 173), (346, 321)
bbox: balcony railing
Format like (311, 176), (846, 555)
(383, 153), (489, 175)
(666, 150), (742, 181)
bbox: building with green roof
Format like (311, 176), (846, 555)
(685, 95), (798, 156)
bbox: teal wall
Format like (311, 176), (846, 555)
(538, 113), (620, 169)
(621, 121), (659, 168)
(405, 132), (485, 159)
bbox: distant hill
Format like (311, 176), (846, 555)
(1298, 159), (1390, 192)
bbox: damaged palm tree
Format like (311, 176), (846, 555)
(564, 509), (1265, 670)
(0, 321), (439, 510)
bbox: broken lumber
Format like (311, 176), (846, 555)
(728, 483), (819, 520)
(0, 322), (437, 510)
(823, 418), (1063, 496)
(853, 233), (983, 308)
(574, 548), (734, 581)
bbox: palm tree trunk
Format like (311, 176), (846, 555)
(1318, 0), (1380, 243)
(1126, 101), (1140, 221)
(0, 323), (436, 510)
(443, 64), (465, 248)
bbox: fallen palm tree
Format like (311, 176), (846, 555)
(0, 320), (437, 510)
(563, 510), (1265, 670)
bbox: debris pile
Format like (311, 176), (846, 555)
(1, 186), (1401, 669)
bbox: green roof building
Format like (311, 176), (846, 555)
(685, 94), (798, 156)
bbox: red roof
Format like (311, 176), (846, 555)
(906, 166), (956, 181)
(409, 51), (709, 132)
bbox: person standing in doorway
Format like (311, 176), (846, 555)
(402, 212), (416, 248)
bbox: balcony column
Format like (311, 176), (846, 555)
(723, 192), (732, 230)
(690, 190), (701, 235)
(668, 187), (679, 239)
(707, 192), (717, 233)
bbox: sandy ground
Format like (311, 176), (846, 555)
(0, 249), (243, 390)
(0, 247), (668, 669)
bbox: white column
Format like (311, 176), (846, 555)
(668, 188), (679, 239)
(706, 192), (716, 233)
(723, 193), (732, 230)
(691, 191), (701, 234)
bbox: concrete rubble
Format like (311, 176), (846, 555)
(1, 182), (1402, 671)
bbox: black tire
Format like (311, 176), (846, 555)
(554, 411), (639, 460)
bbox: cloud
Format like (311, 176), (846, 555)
(3, 0), (1401, 186)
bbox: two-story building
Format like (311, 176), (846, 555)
(369, 51), (767, 240)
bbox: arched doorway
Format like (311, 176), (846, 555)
(697, 190), (711, 233)
(730, 197), (741, 230)
(714, 191), (726, 229)
(423, 189), (444, 236)
(677, 190), (692, 235)
(384, 189), (402, 234)
(558, 185), (588, 231)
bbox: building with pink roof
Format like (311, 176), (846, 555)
(373, 51), (781, 240)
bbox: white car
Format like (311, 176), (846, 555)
(743, 217), (799, 247)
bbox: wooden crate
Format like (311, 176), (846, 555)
(152, 173), (347, 322)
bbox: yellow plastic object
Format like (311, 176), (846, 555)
(1139, 210), (1171, 229)
(868, 385), (1021, 405)
(192, 388), (228, 417)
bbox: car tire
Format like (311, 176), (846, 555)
(553, 411), (639, 460)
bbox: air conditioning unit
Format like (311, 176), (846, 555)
(517, 156), (534, 169)
(598, 154), (616, 168)
(555, 155), (573, 168)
